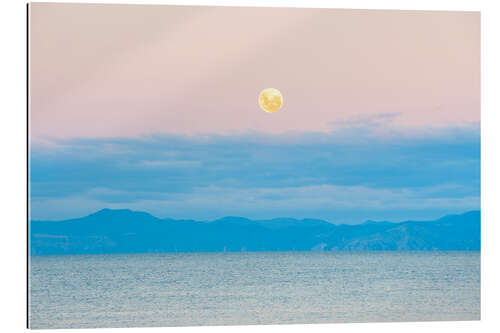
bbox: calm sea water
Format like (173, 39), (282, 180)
(29, 251), (480, 329)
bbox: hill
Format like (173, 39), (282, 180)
(30, 209), (480, 255)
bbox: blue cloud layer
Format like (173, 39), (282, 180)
(29, 124), (480, 224)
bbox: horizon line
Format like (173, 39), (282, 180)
(30, 207), (481, 226)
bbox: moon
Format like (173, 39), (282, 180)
(259, 88), (283, 113)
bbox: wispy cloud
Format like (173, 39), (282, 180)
(329, 112), (402, 129)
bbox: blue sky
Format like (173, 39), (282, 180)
(29, 122), (480, 224)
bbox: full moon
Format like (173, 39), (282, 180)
(259, 88), (283, 113)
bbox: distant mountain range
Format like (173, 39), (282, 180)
(30, 209), (480, 255)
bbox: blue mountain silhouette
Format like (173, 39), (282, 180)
(30, 209), (480, 255)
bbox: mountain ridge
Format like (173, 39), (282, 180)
(30, 209), (480, 255)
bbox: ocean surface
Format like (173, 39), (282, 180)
(29, 251), (480, 329)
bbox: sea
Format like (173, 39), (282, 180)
(28, 251), (480, 329)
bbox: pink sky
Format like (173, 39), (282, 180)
(29, 4), (479, 141)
